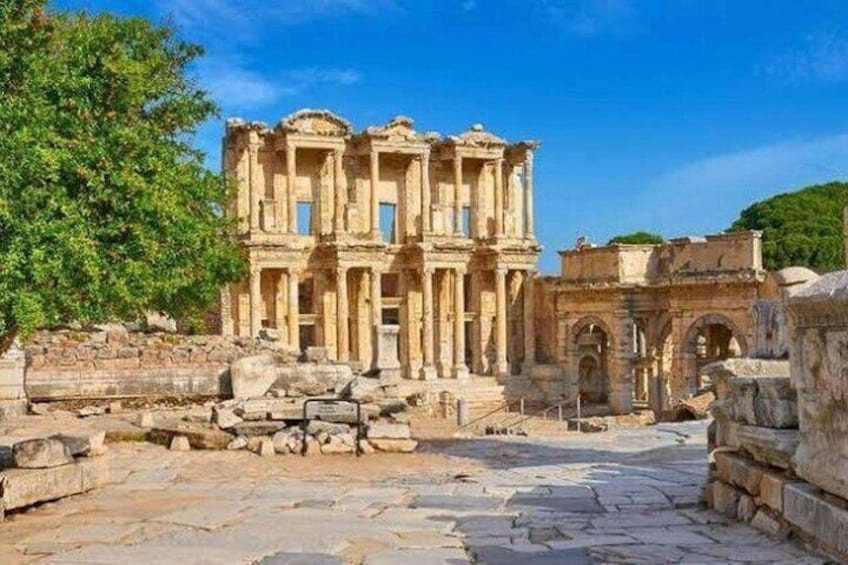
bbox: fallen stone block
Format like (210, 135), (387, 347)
(358, 439), (375, 454)
(230, 354), (279, 400)
(367, 422), (411, 440)
(0, 456), (111, 511)
(170, 436), (191, 451)
(346, 377), (384, 403)
(735, 424), (799, 470)
(304, 346), (328, 363)
(368, 438), (417, 453)
(320, 435), (354, 455)
(212, 406), (243, 429)
(148, 424), (233, 450)
(249, 437), (274, 457)
(753, 377), (797, 429)
(230, 421), (286, 437)
(306, 421), (351, 436)
(12, 438), (74, 469)
(50, 431), (107, 458)
(227, 436), (248, 450)
(738, 494), (757, 522)
(136, 412), (154, 428)
(750, 509), (789, 538)
(76, 405), (106, 418)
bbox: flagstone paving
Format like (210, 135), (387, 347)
(0, 421), (824, 564)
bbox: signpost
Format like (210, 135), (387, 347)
(301, 398), (363, 456)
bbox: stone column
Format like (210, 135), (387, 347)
(274, 271), (286, 332)
(286, 143), (297, 233)
(523, 150), (534, 238)
(522, 270), (535, 374)
(420, 151), (431, 234)
(371, 267), (382, 368)
(453, 155), (463, 236)
(249, 266), (262, 338)
(220, 286), (234, 336)
(420, 267), (436, 380)
(453, 267), (469, 379)
(248, 132), (261, 232)
(370, 150), (381, 237)
(336, 266), (349, 362)
(494, 158), (504, 237)
(495, 267), (508, 376)
(333, 147), (345, 234)
(288, 269), (300, 351)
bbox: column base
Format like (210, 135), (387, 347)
(437, 361), (452, 379)
(419, 365), (437, 381)
(452, 365), (470, 380)
(405, 361), (422, 380)
(378, 367), (402, 385)
(495, 360), (509, 377)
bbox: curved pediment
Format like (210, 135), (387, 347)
(362, 115), (439, 144)
(277, 109), (352, 137)
(449, 123), (507, 147)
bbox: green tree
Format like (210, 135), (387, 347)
(0, 1), (245, 346)
(607, 231), (665, 245)
(729, 181), (848, 272)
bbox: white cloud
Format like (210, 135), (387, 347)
(642, 134), (848, 229)
(537, 0), (641, 37)
(196, 59), (362, 110)
(765, 32), (848, 83)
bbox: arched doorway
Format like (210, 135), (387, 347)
(684, 314), (747, 393)
(571, 317), (612, 406)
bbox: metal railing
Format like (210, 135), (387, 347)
(456, 395), (585, 436)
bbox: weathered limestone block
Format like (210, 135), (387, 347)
(783, 482), (848, 559)
(212, 405), (243, 429)
(0, 457), (110, 510)
(368, 438), (417, 453)
(753, 377), (798, 429)
(738, 494), (757, 522)
(346, 377), (384, 403)
(750, 509), (789, 538)
(785, 270), (848, 500)
(230, 354), (279, 400)
(759, 469), (792, 512)
(305, 421), (351, 436)
(149, 424), (233, 450)
(735, 424), (799, 470)
(50, 431), (107, 457)
(304, 347), (329, 363)
(710, 480), (742, 518)
(0, 340), (25, 401)
(278, 363), (354, 397)
(703, 359), (790, 401)
(12, 438), (74, 469)
(366, 422), (411, 440)
(728, 378), (758, 425)
(230, 421), (286, 437)
(714, 451), (763, 496)
(170, 435), (191, 451)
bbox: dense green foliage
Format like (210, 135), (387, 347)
(607, 231), (666, 245)
(0, 1), (245, 343)
(729, 182), (848, 272)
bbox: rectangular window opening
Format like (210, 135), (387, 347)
(379, 203), (397, 243)
(462, 206), (471, 238)
(297, 202), (312, 235)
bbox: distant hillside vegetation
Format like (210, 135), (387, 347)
(729, 181), (848, 273)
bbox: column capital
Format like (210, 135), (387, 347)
(495, 266), (508, 277)
(422, 266), (435, 275)
(454, 265), (467, 275)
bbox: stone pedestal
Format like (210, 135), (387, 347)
(0, 340), (25, 402)
(376, 325), (402, 383)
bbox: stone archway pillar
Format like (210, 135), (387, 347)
(609, 313), (635, 415)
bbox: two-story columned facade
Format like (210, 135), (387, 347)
(220, 109), (540, 380)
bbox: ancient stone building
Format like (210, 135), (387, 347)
(537, 232), (781, 414)
(220, 109), (540, 380)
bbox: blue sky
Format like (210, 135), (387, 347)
(54, 0), (848, 273)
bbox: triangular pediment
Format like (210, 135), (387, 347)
(449, 123), (507, 147)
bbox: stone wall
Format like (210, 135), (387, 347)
(704, 346), (848, 560)
(24, 327), (298, 401)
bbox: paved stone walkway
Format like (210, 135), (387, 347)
(0, 421), (823, 564)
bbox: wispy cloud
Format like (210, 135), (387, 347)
(196, 58), (362, 110)
(764, 32), (848, 84)
(641, 134), (848, 230)
(537, 0), (642, 38)
(158, 0), (399, 40)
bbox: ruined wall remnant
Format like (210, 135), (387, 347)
(785, 270), (848, 500)
(25, 328), (298, 400)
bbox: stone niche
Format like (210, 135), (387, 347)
(785, 271), (848, 501)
